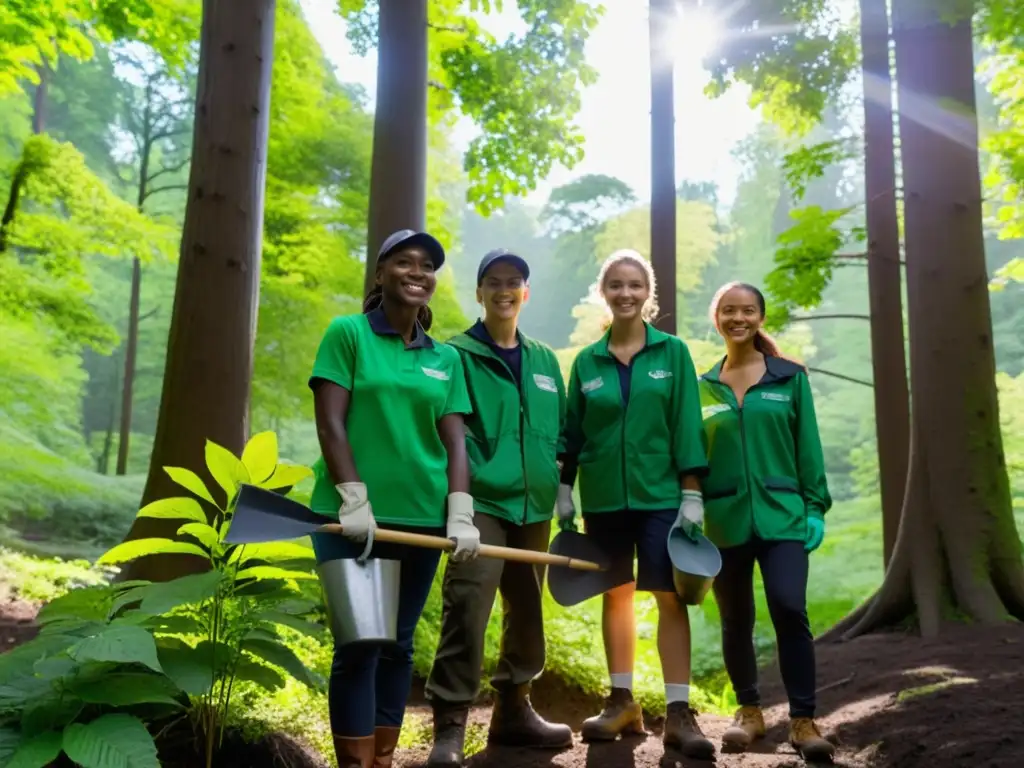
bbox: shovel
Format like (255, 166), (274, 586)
(226, 484), (604, 573)
(546, 518), (630, 607)
(666, 520), (721, 605)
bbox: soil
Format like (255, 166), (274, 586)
(397, 623), (1024, 768)
(4, 598), (1023, 768)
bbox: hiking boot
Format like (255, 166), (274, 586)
(580, 687), (646, 742)
(488, 683), (573, 749)
(662, 702), (715, 759)
(721, 705), (766, 752)
(373, 726), (401, 768)
(426, 703), (469, 768)
(333, 734), (375, 768)
(790, 717), (835, 763)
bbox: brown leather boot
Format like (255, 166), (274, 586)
(662, 702), (715, 759)
(373, 726), (401, 768)
(426, 702), (469, 768)
(333, 734), (375, 768)
(789, 717), (835, 762)
(721, 705), (766, 752)
(580, 687), (646, 742)
(488, 683), (573, 749)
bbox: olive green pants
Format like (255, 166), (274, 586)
(425, 512), (551, 705)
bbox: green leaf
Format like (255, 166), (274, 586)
(136, 497), (207, 523)
(96, 539), (209, 566)
(242, 431), (279, 483)
(204, 440), (249, 501)
(142, 613), (205, 636)
(257, 611), (324, 638)
(164, 466), (216, 506)
(68, 626), (163, 673)
(71, 673), (184, 709)
(37, 586), (115, 625)
(236, 566), (316, 581)
(155, 641), (235, 696)
(6, 729), (62, 768)
(242, 638), (316, 687)
(260, 462), (313, 490)
(21, 696), (84, 738)
(62, 714), (159, 768)
(176, 522), (220, 550)
(234, 656), (285, 691)
(137, 571), (224, 615)
(227, 541), (315, 565)
(0, 727), (20, 765)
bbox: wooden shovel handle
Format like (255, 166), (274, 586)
(315, 524), (604, 572)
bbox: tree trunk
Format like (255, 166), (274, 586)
(859, 0), (909, 567)
(117, 0), (276, 582)
(363, 0), (428, 294)
(116, 256), (141, 475)
(822, 0), (1024, 641)
(649, 0), (677, 334)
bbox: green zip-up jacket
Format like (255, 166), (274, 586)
(559, 324), (708, 514)
(446, 324), (566, 526)
(698, 355), (832, 549)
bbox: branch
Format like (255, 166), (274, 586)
(428, 80), (449, 92)
(150, 126), (191, 144)
(835, 251), (906, 266)
(140, 307), (159, 323)
(428, 23), (467, 33)
(806, 366), (873, 388)
(146, 156), (191, 184)
(790, 314), (870, 322)
(142, 184), (189, 203)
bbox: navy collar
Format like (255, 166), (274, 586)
(704, 354), (804, 384)
(366, 306), (433, 349)
(467, 319), (521, 350)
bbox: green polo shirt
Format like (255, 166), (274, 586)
(307, 307), (472, 529)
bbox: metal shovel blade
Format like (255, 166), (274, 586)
(225, 484), (328, 544)
(547, 530), (627, 607)
(666, 523), (722, 605)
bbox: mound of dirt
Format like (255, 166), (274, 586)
(397, 622), (1024, 768)
(0, 598), (39, 650)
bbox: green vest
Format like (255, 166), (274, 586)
(560, 323), (708, 514)
(698, 355), (832, 549)
(447, 325), (565, 526)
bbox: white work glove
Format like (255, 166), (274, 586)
(446, 492), (481, 563)
(555, 484), (577, 531)
(677, 489), (705, 528)
(336, 482), (376, 562)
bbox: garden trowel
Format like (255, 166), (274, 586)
(546, 518), (629, 607)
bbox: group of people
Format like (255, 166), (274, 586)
(307, 229), (836, 768)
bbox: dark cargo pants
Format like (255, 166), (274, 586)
(425, 512), (551, 705)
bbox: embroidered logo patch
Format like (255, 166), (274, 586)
(649, 369), (673, 379)
(581, 376), (604, 394)
(761, 392), (790, 402)
(701, 404), (731, 420)
(533, 374), (558, 393)
(421, 367), (450, 381)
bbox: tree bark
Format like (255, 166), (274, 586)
(363, 0), (428, 294)
(116, 256), (141, 476)
(859, 0), (909, 568)
(822, 0), (1024, 641)
(649, 0), (677, 334)
(118, 0), (276, 582)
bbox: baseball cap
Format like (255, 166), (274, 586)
(476, 248), (530, 286)
(376, 229), (446, 270)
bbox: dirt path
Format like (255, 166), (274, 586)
(397, 624), (1024, 768)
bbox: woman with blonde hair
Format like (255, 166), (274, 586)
(697, 281), (834, 762)
(557, 250), (714, 759)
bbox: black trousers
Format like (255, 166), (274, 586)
(712, 537), (816, 718)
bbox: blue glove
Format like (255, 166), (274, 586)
(805, 515), (825, 553)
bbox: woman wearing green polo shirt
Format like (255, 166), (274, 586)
(308, 229), (480, 768)
(557, 249), (715, 759)
(698, 281), (834, 762)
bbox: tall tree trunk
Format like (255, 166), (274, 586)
(649, 0), (677, 334)
(363, 0), (428, 294)
(118, 0), (276, 583)
(859, 0), (910, 567)
(823, 0), (1024, 641)
(116, 256), (141, 475)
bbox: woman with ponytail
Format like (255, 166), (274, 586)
(308, 229), (479, 767)
(697, 282), (834, 762)
(557, 250), (715, 759)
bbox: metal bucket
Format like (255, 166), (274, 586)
(317, 557), (401, 647)
(667, 524), (722, 606)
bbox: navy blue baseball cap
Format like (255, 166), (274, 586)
(377, 229), (446, 270)
(477, 248), (530, 285)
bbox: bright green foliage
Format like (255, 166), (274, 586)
(782, 139), (858, 203)
(0, 432), (322, 768)
(704, 0), (858, 135)
(540, 173), (637, 235)
(338, 0), (602, 213)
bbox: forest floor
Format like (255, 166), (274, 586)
(4, 595), (1023, 768)
(396, 623), (1024, 768)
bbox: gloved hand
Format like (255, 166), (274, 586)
(336, 482), (376, 562)
(805, 514), (826, 553)
(673, 489), (705, 540)
(447, 492), (481, 562)
(555, 484), (577, 531)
